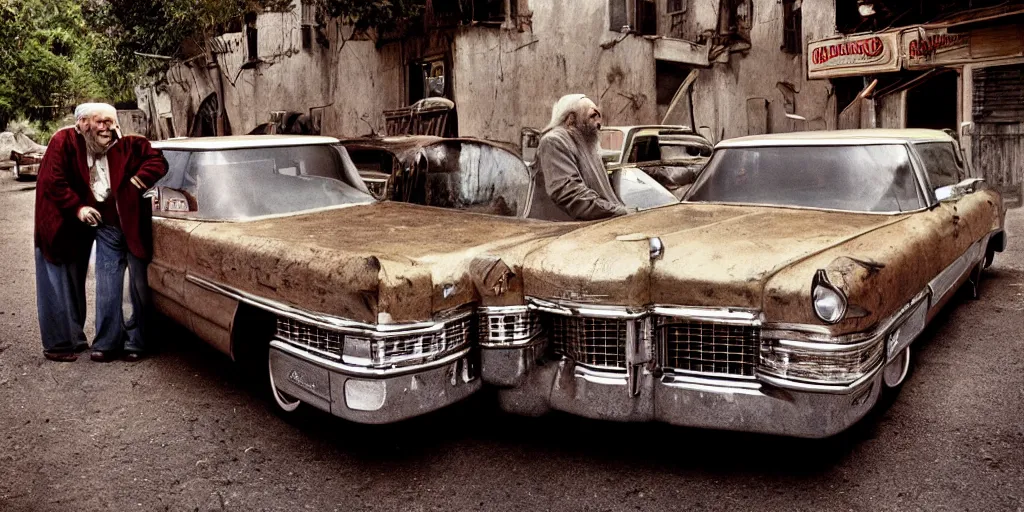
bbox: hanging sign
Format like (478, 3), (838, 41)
(902, 27), (971, 69)
(808, 31), (902, 79)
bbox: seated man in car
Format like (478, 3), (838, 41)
(533, 94), (628, 221)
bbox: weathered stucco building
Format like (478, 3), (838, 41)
(141, 0), (841, 146)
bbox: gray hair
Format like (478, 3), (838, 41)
(542, 94), (588, 133)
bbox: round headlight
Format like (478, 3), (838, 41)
(812, 270), (847, 324)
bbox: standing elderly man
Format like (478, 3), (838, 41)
(34, 103), (167, 362)
(533, 94), (628, 221)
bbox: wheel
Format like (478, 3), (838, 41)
(883, 346), (911, 389)
(12, 162), (20, 181)
(268, 355), (302, 412)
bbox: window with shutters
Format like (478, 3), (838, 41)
(608, 0), (657, 35)
(781, 0), (802, 54)
(973, 64), (1024, 123)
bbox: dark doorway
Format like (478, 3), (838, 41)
(906, 70), (957, 132)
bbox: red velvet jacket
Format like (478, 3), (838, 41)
(34, 127), (168, 264)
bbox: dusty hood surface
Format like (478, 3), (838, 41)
(523, 203), (907, 308)
(187, 202), (576, 324)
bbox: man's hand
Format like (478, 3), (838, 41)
(77, 206), (101, 226)
(130, 176), (146, 190)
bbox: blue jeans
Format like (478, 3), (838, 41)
(35, 247), (91, 353)
(93, 224), (152, 354)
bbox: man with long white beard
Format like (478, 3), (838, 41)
(533, 94), (628, 221)
(34, 103), (167, 362)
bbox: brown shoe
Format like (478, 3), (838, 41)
(121, 352), (144, 362)
(90, 350), (117, 363)
(44, 351), (79, 362)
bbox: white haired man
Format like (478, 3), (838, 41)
(34, 103), (167, 362)
(532, 94), (628, 221)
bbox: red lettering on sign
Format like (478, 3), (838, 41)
(908, 33), (968, 59)
(811, 36), (886, 66)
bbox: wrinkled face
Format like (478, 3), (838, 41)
(570, 98), (602, 138)
(81, 113), (117, 149)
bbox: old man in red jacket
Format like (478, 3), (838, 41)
(34, 103), (168, 362)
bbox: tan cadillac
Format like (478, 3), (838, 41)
(145, 135), (677, 423)
(480, 129), (1005, 438)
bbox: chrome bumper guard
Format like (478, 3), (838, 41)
(492, 355), (882, 438)
(480, 293), (936, 438)
(270, 340), (480, 424)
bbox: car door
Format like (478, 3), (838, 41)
(911, 141), (984, 309)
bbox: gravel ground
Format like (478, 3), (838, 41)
(0, 174), (1021, 512)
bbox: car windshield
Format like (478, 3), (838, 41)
(155, 144), (373, 220)
(686, 144), (925, 212)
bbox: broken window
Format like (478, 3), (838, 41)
(607, 0), (656, 34)
(782, 0), (802, 54)
(301, 0), (315, 49)
(244, 12), (258, 62)
(409, 58), (448, 103)
(428, 0), (509, 26)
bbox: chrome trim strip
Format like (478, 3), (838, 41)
(478, 305), (530, 315)
(774, 336), (881, 353)
(756, 362), (881, 395)
(276, 337), (343, 361)
(526, 297), (648, 319)
(478, 333), (544, 349)
(661, 372), (763, 390)
(270, 339), (471, 378)
(928, 236), (987, 308)
(186, 274), (468, 337)
(664, 368), (758, 382)
(652, 305), (761, 326)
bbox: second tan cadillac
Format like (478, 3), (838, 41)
(480, 129), (1005, 438)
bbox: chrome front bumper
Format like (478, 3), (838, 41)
(486, 344), (882, 438)
(269, 340), (481, 424)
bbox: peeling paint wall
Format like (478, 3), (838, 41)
(689, 0), (837, 143)
(451, 1), (658, 144)
(150, 0), (837, 144)
(159, 1), (402, 137)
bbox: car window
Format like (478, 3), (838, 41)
(914, 142), (962, 189)
(600, 130), (625, 151)
(413, 142), (531, 217)
(686, 144), (925, 213)
(155, 144), (373, 220)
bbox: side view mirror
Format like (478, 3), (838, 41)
(148, 186), (197, 213)
(936, 178), (985, 202)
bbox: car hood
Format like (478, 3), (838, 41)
(186, 202), (576, 324)
(523, 203), (908, 309)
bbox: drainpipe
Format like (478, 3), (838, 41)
(210, 52), (227, 136)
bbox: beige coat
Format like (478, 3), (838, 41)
(533, 127), (627, 221)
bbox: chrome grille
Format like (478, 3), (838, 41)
(545, 314), (627, 369)
(377, 314), (473, 364)
(275, 313), (473, 366)
(659, 318), (759, 377)
(276, 317), (344, 356)
(479, 309), (541, 346)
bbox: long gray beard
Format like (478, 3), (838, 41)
(568, 125), (600, 153)
(82, 131), (110, 157)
